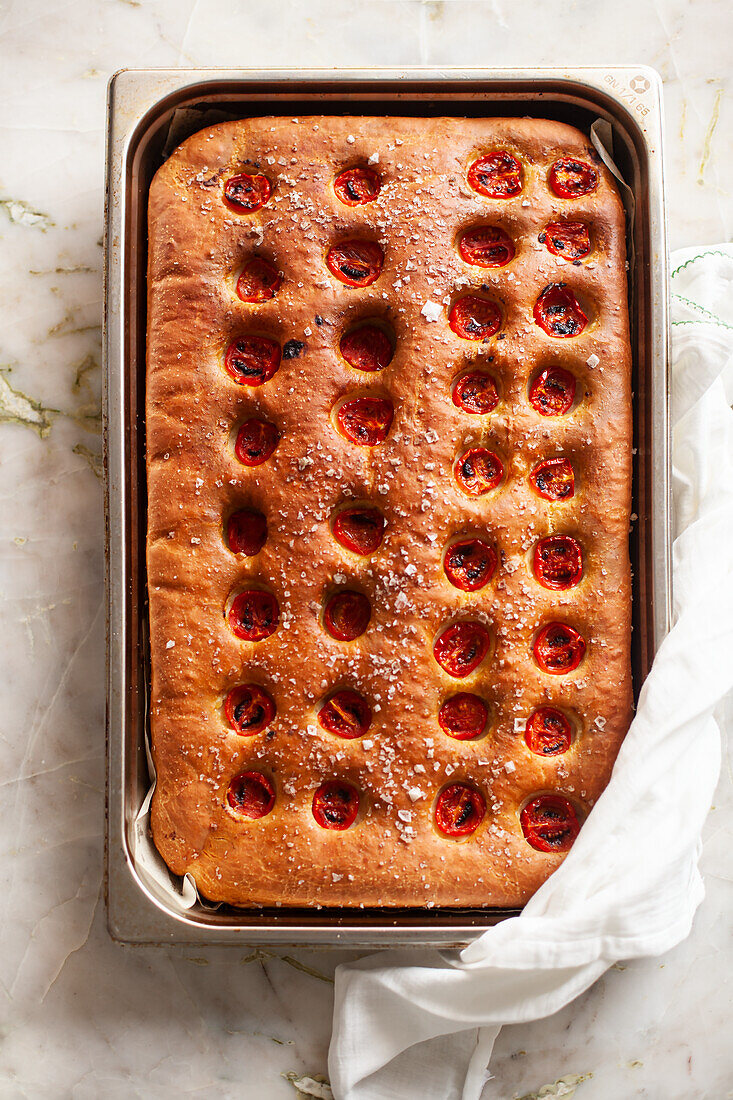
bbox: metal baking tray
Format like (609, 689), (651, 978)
(104, 67), (670, 946)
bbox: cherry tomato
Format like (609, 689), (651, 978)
(529, 457), (575, 501)
(318, 690), (371, 739)
(443, 538), (497, 591)
(226, 508), (267, 556)
(228, 590), (279, 642)
(224, 173), (272, 213)
(224, 684), (276, 736)
(236, 257), (282, 302)
(234, 419), (280, 466)
(434, 621), (491, 678)
(324, 590), (371, 641)
(543, 221), (591, 261)
(332, 506), (385, 556)
(334, 167), (381, 206)
(226, 771), (275, 818)
(337, 396), (394, 446)
(458, 226), (515, 267)
(449, 296), (502, 341)
(435, 784), (486, 837)
(438, 693), (489, 740)
(467, 152), (522, 198)
(534, 623), (586, 674)
(520, 794), (580, 852)
(549, 158), (598, 199)
(524, 707), (572, 756)
(339, 324), (393, 372)
(224, 335), (281, 386)
(533, 535), (583, 590)
(326, 240), (383, 288)
(452, 372), (499, 415)
(528, 367), (576, 416)
(454, 448), (504, 497)
(534, 284), (587, 338)
(312, 781), (359, 829)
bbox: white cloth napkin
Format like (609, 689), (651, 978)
(329, 245), (733, 1100)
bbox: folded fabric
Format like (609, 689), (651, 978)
(329, 245), (733, 1100)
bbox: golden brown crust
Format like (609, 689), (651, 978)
(146, 115), (633, 908)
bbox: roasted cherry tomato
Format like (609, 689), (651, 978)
(318, 690), (371, 739)
(326, 240), (384, 288)
(443, 538), (497, 592)
(332, 505), (385, 556)
(312, 781), (359, 829)
(534, 284), (587, 339)
(236, 257), (282, 302)
(467, 152), (522, 198)
(452, 371), (499, 415)
(224, 335), (281, 386)
(324, 590), (371, 641)
(224, 684), (276, 736)
(226, 508), (267, 556)
(520, 794), (580, 852)
(228, 589), (280, 642)
(226, 771), (275, 818)
(529, 367), (576, 416)
(529, 457), (575, 501)
(534, 623), (586, 674)
(454, 448), (504, 497)
(549, 158), (598, 199)
(543, 221), (591, 261)
(224, 173), (272, 213)
(234, 419), (280, 466)
(435, 784), (486, 837)
(533, 535), (583, 590)
(336, 396), (394, 446)
(458, 226), (515, 267)
(334, 167), (381, 206)
(438, 693), (489, 740)
(449, 295), (502, 341)
(434, 621), (491, 679)
(524, 707), (572, 756)
(339, 324), (394, 372)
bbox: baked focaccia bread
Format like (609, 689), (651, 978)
(146, 115), (633, 908)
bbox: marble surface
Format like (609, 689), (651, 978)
(0, 1), (731, 1097)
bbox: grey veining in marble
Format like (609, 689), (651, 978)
(0, 1), (731, 1097)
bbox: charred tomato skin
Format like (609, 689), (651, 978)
(324, 590), (371, 641)
(226, 771), (275, 819)
(226, 508), (267, 556)
(228, 589), (280, 642)
(467, 152), (522, 198)
(224, 684), (276, 736)
(529, 457), (575, 501)
(224, 335), (282, 386)
(333, 167), (381, 206)
(454, 448), (504, 497)
(534, 283), (588, 339)
(326, 240), (384, 288)
(234, 419), (280, 466)
(449, 296), (502, 341)
(524, 708), (572, 756)
(433, 621), (491, 679)
(520, 793), (580, 852)
(336, 396), (394, 446)
(438, 693), (489, 740)
(528, 367), (577, 416)
(339, 324), (394, 372)
(318, 690), (372, 739)
(533, 535), (584, 591)
(312, 781), (359, 830)
(223, 173), (272, 213)
(534, 622), (586, 674)
(435, 784), (486, 837)
(458, 226), (515, 267)
(452, 372), (500, 415)
(236, 257), (282, 302)
(332, 506), (386, 556)
(548, 158), (598, 199)
(443, 538), (497, 592)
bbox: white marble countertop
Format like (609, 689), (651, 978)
(0, 2), (731, 1097)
